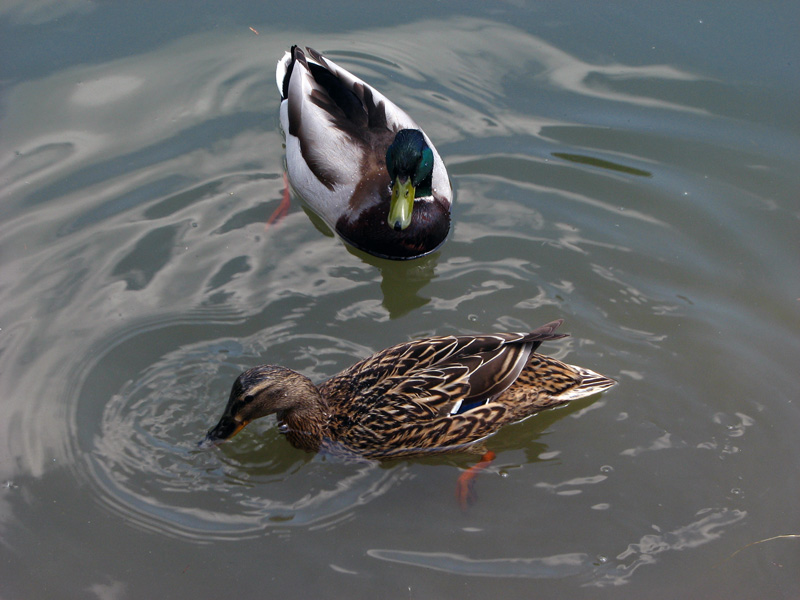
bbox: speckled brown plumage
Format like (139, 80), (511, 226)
(203, 320), (616, 459)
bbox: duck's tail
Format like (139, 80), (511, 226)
(558, 364), (617, 401)
(276, 45), (298, 100)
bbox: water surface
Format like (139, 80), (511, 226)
(1, 2), (799, 598)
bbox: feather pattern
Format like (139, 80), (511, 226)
(204, 320), (616, 459)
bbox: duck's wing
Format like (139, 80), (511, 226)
(280, 47), (365, 193)
(278, 47), (417, 133)
(323, 320), (565, 403)
(278, 47), (416, 197)
(321, 321), (568, 454)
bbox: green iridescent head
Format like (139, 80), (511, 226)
(386, 129), (434, 231)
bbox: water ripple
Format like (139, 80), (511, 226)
(78, 323), (401, 541)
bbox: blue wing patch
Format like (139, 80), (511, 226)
(450, 398), (491, 415)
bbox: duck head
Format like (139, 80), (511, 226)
(385, 129), (434, 231)
(201, 365), (319, 446)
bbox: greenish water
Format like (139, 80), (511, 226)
(1, 2), (799, 598)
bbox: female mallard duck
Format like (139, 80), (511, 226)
(276, 46), (452, 260)
(203, 320), (615, 506)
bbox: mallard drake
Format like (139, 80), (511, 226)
(203, 320), (615, 506)
(276, 46), (452, 260)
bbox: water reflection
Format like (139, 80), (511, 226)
(0, 0), (92, 25)
(296, 202), (440, 317)
(368, 548), (590, 578)
(552, 153), (652, 178)
(359, 252), (439, 318)
(368, 508), (746, 584)
(588, 508), (747, 587)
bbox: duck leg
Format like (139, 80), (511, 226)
(455, 451), (496, 510)
(266, 173), (291, 228)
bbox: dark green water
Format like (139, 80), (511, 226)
(1, 2), (798, 598)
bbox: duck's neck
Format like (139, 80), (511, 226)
(276, 382), (329, 453)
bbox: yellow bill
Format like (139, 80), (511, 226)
(388, 178), (415, 231)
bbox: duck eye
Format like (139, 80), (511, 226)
(243, 394), (255, 404)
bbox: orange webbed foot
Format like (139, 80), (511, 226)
(455, 451), (496, 511)
(265, 173), (291, 229)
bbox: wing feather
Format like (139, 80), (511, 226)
(322, 321), (569, 454)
